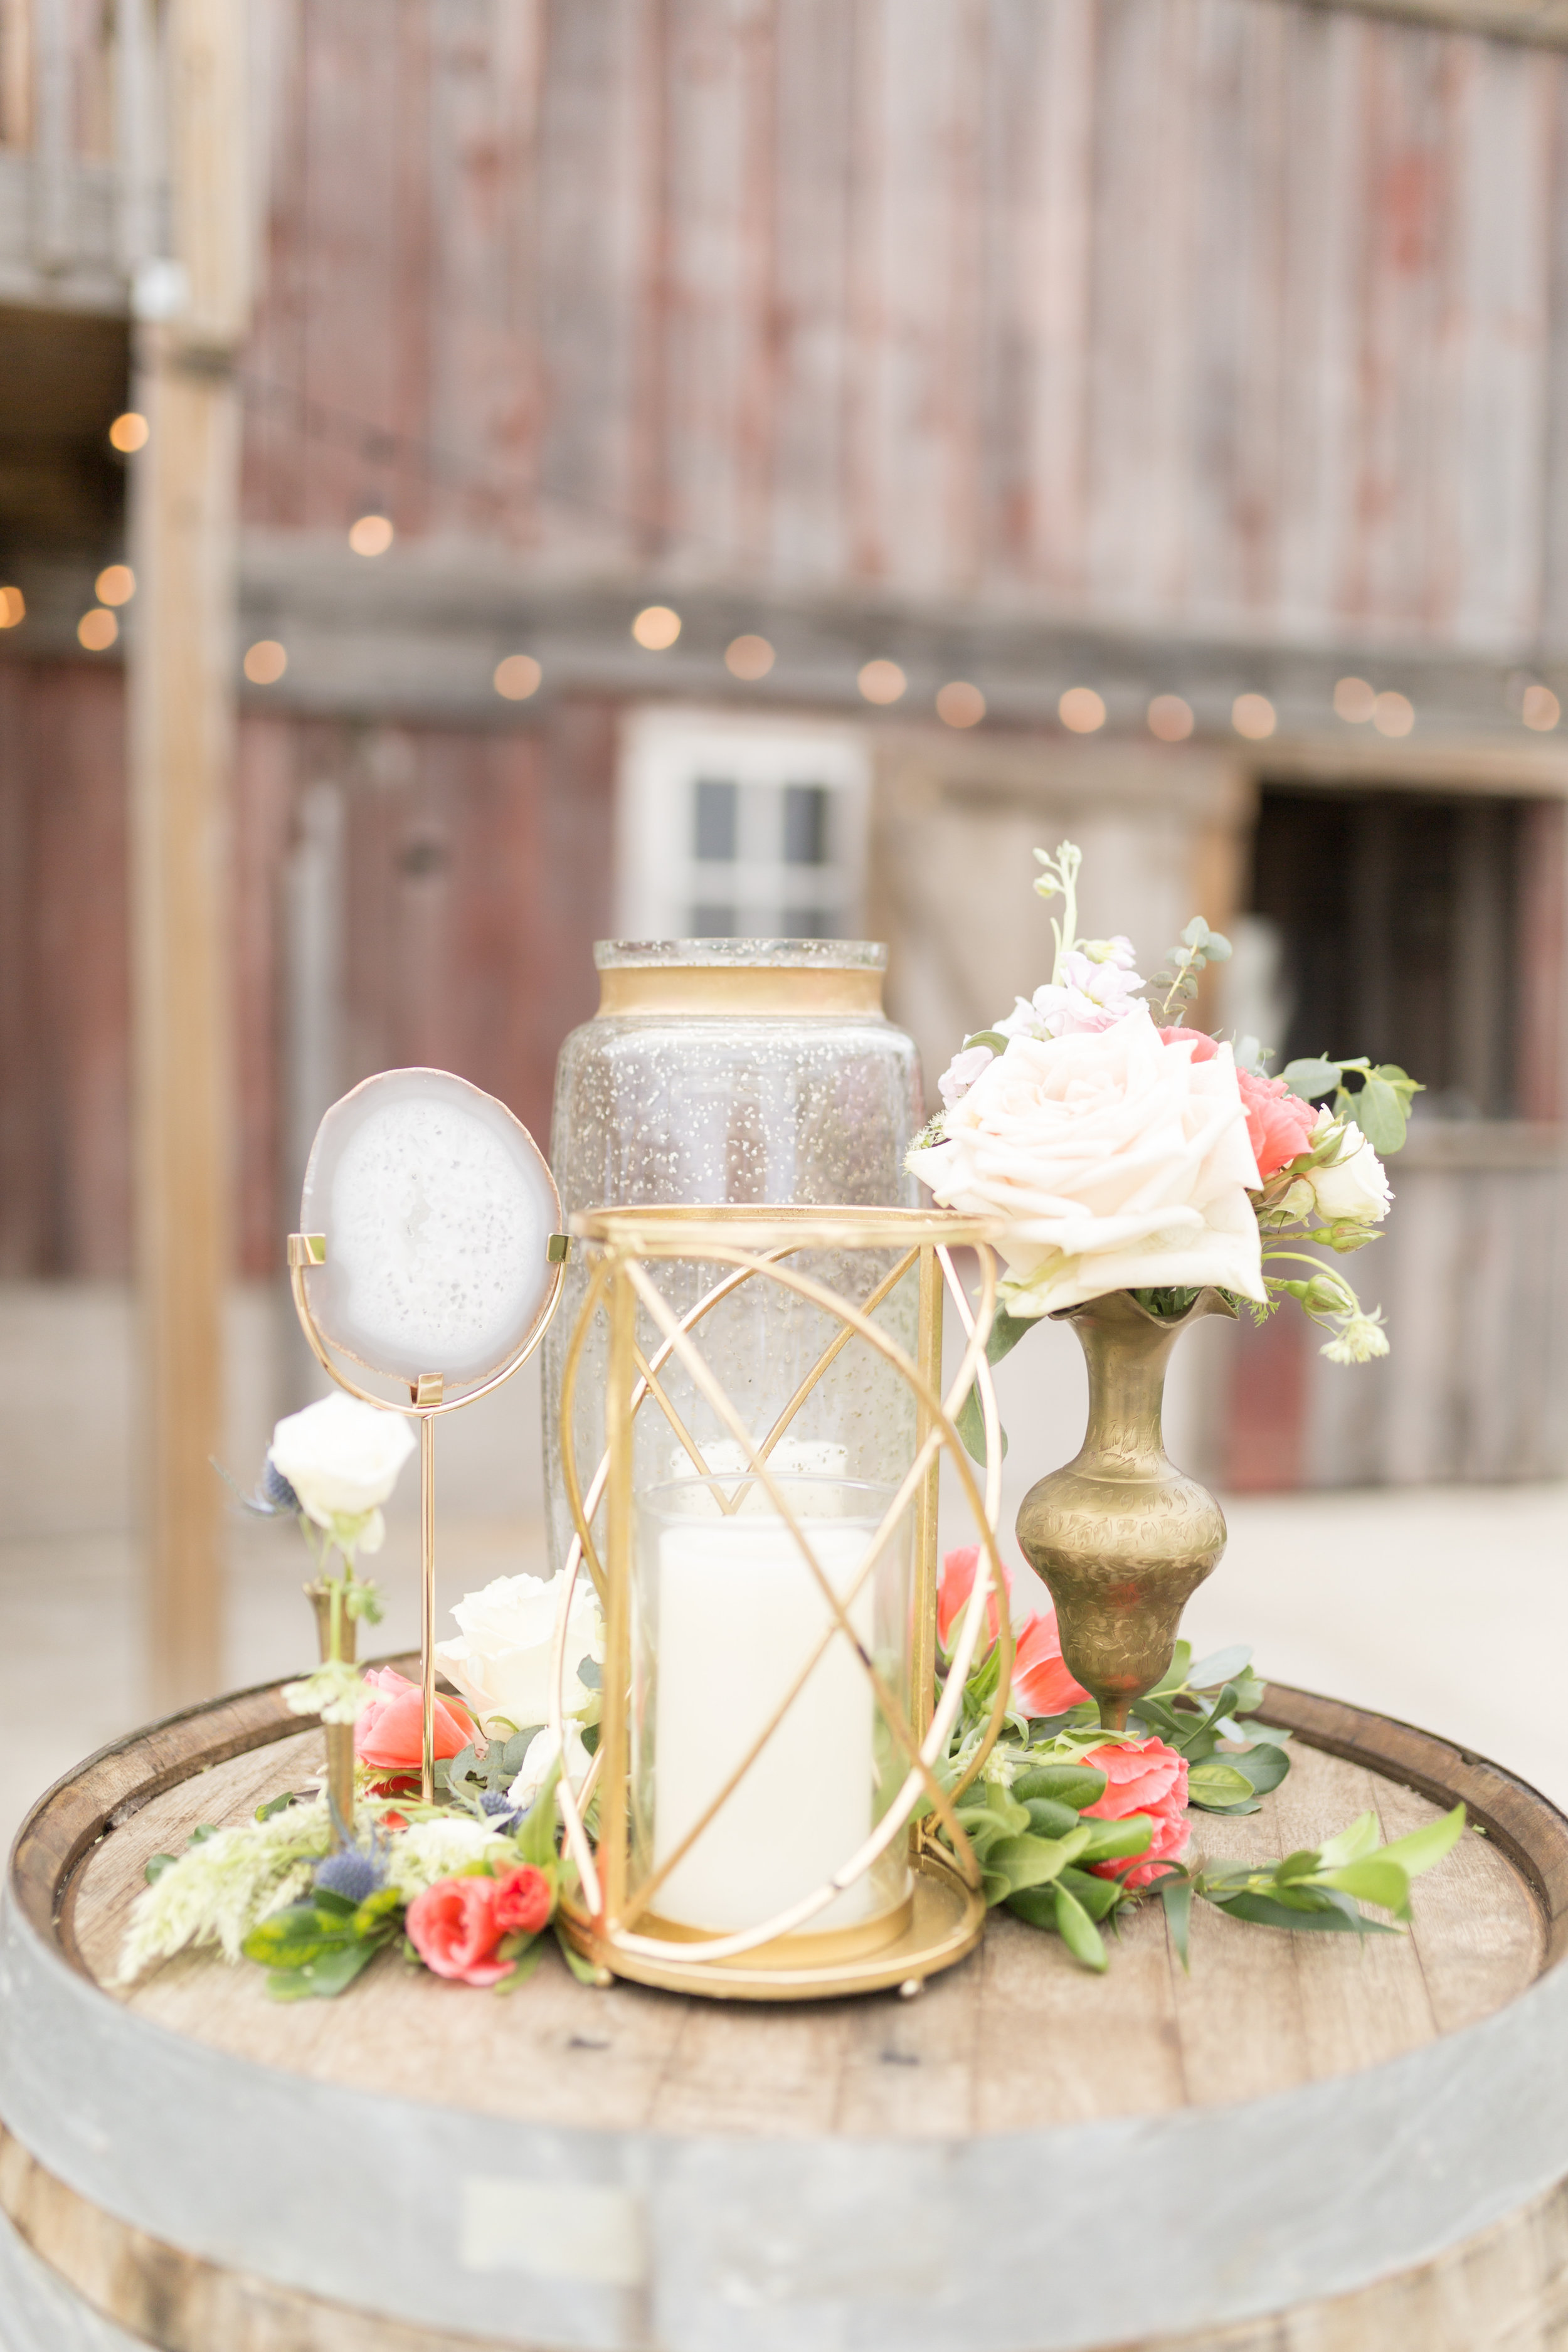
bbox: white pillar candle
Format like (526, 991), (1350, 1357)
(651, 1517), (879, 1934)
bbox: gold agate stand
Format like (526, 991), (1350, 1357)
(551, 1204), (1014, 2002)
(286, 1226), (568, 1808)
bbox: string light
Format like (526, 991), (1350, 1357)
(1372, 691), (1414, 738)
(857, 659), (906, 705)
(109, 412), (148, 453)
(0, 587), (23, 628)
(243, 640), (287, 684)
(95, 564), (134, 607)
(1059, 687), (1105, 733)
(1522, 683), (1560, 732)
(936, 680), (985, 728)
(632, 605), (681, 650)
(1232, 693), (1276, 741)
(349, 514), (394, 557)
(1333, 677), (1375, 723)
(77, 608), (117, 651)
(494, 654), (542, 700)
(724, 633), (774, 679)
(1147, 694), (1193, 742)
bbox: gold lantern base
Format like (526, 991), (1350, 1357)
(558, 1845), (986, 2003)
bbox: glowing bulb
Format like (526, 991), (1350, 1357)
(1232, 693), (1276, 741)
(109, 412), (148, 453)
(857, 659), (906, 706)
(1147, 694), (1193, 742)
(494, 654), (542, 701)
(77, 607), (117, 651)
(632, 605), (681, 650)
(243, 640), (287, 685)
(1334, 676), (1375, 723)
(936, 680), (985, 728)
(1522, 683), (1560, 732)
(0, 587), (24, 628)
(349, 514), (394, 557)
(724, 633), (775, 679)
(1372, 691), (1414, 738)
(1059, 687), (1106, 733)
(95, 564), (134, 607)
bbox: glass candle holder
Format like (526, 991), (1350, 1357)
(632, 1476), (913, 1948)
(544, 941), (923, 1571)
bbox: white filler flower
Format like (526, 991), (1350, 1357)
(267, 1392), (415, 1551)
(434, 1570), (604, 1737)
(909, 1002), (1265, 1316)
(1308, 1120), (1393, 1226)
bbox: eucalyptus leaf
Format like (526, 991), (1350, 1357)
(1186, 1645), (1253, 1690)
(1282, 1056), (1341, 1102)
(1348, 1074), (1406, 1153)
(1224, 1742), (1291, 1799)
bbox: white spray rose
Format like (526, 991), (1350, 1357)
(908, 1003), (1265, 1316)
(1309, 1121), (1392, 1225)
(505, 1722), (593, 1816)
(433, 1571), (603, 1737)
(267, 1392), (414, 1552)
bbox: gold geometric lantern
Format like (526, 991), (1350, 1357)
(553, 1205), (1012, 2001)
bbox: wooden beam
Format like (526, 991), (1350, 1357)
(1301, 0), (1568, 46)
(129, 0), (249, 1709)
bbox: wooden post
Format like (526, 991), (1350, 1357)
(129, 0), (250, 1709)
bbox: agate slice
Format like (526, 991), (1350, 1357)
(299, 1068), (561, 1386)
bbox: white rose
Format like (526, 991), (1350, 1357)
(505, 1722), (592, 1816)
(1308, 1122), (1392, 1225)
(433, 1571), (603, 1737)
(267, 1392), (414, 1542)
(908, 1002), (1265, 1316)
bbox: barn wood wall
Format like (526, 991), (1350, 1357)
(243, 0), (1568, 660)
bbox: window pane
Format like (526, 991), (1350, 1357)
(783, 783), (829, 866)
(690, 903), (738, 936)
(694, 779), (737, 862)
(786, 906), (839, 939)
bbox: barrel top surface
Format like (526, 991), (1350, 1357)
(24, 1680), (1556, 2144)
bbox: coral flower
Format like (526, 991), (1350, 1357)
(938, 1546), (1089, 1717)
(492, 1865), (552, 1937)
(1082, 1735), (1190, 1890)
(354, 1665), (477, 1784)
(405, 1877), (512, 1986)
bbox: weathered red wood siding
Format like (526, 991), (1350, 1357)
(244, 0), (1568, 655)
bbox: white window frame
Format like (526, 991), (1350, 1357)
(616, 705), (871, 941)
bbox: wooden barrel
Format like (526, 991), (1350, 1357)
(3, 1671), (1567, 2352)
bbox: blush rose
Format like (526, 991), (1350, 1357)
(1082, 1735), (1190, 1890)
(910, 1004), (1265, 1316)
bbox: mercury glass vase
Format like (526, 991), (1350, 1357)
(1014, 1290), (1235, 1732)
(543, 941), (923, 1571)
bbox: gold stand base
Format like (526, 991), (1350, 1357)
(560, 1848), (986, 2002)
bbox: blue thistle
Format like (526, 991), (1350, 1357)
(480, 1791), (521, 1831)
(315, 1850), (381, 1903)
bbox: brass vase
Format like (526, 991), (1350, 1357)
(1015, 1289), (1234, 1733)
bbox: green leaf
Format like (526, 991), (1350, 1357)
(987, 1826), (1092, 1894)
(1161, 1877), (1193, 1971)
(1210, 1890), (1398, 1936)
(1187, 1760), (1258, 1811)
(1054, 1882), (1108, 1971)
(512, 1764), (563, 1867)
(1348, 1074), (1406, 1153)
(554, 1922), (606, 1986)
(1372, 1803), (1465, 1880)
(1313, 1811), (1381, 1872)
(1204, 932), (1232, 962)
(492, 1934), (548, 1993)
(956, 1382), (1007, 1466)
(144, 1853), (179, 1885)
(1225, 1742), (1291, 1799)
(1148, 1641), (1194, 1697)
(1022, 1796), (1082, 1840)
(963, 1030), (1011, 1055)
(254, 1791), (301, 1823)
(1282, 1056), (1341, 1102)
(1315, 1857), (1412, 1915)
(1054, 1865), (1124, 1922)
(1012, 1764), (1107, 1811)
(265, 1939), (381, 2000)
(1074, 1814), (1153, 1863)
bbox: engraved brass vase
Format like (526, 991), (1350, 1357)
(1015, 1289), (1235, 1733)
